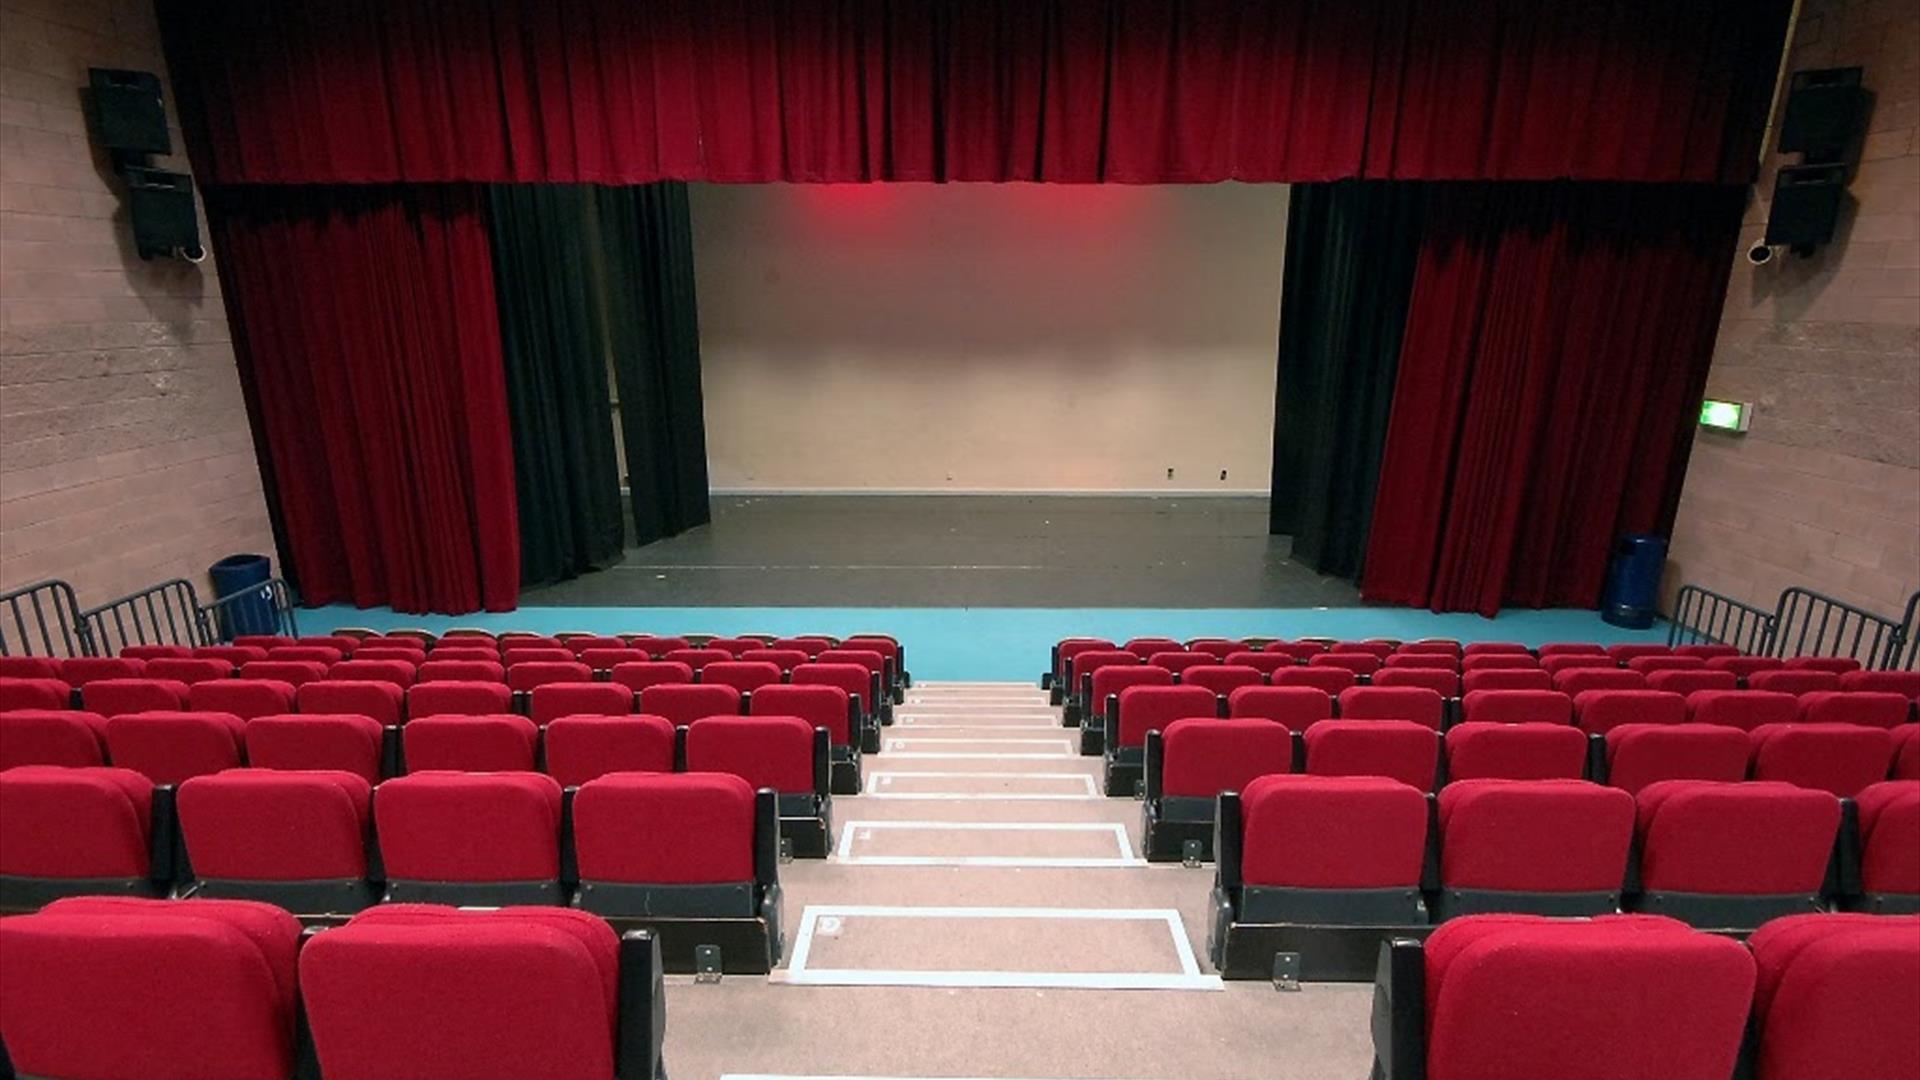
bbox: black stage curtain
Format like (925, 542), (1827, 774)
(597, 184), (713, 544)
(1268, 182), (1422, 578)
(488, 186), (629, 586)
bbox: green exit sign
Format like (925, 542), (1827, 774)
(1700, 399), (1751, 433)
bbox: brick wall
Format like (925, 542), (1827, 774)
(1666, 0), (1920, 621)
(0, 0), (278, 610)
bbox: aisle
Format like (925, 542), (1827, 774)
(668, 682), (1374, 1079)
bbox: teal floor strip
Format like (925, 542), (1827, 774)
(306, 605), (1665, 683)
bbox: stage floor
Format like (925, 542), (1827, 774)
(519, 494), (1361, 608)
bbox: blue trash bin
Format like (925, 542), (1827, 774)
(1601, 534), (1667, 629)
(208, 554), (275, 639)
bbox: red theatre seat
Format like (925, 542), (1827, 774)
(402, 715), (538, 772)
(1645, 669), (1739, 696)
(529, 682), (634, 727)
(1461, 641), (1532, 657)
(0, 897), (301, 1080)
(1839, 669), (1920, 701)
(1853, 782), (1920, 911)
(1603, 724), (1750, 795)
(104, 711), (247, 785)
(245, 714), (385, 783)
(1686, 689), (1800, 731)
(1436, 779), (1634, 917)
(1550, 667), (1646, 695)
(543, 715), (676, 787)
(628, 635), (692, 658)
(1606, 644), (1672, 664)
(610, 660), (697, 693)
(742, 648), (809, 674)
(1537, 643), (1606, 658)
(1224, 651), (1301, 678)
(1233, 774), (1428, 924)
(0, 677), (72, 711)
(1417, 914), (1754, 1080)
(329, 659), (417, 688)
(144, 657), (234, 684)
(58, 657), (145, 685)
(1539, 655), (1616, 676)
(573, 772), (760, 908)
(1460, 654), (1539, 672)
(506, 660), (592, 693)
(1796, 690), (1911, 729)
(83, 678), (190, 717)
(1274, 665), (1356, 694)
(1460, 689), (1572, 726)
(1444, 722), (1587, 781)
(1460, 668), (1552, 693)
(1572, 689), (1686, 735)
(1626, 655), (1706, 674)
(1633, 780), (1841, 928)
(1747, 913), (1920, 1080)
(190, 677), (297, 720)
(177, 768), (376, 909)
(1748, 669), (1841, 696)
(1336, 686), (1445, 730)
(1895, 726), (1920, 781)
(416, 659), (505, 683)
(0, 709), (109, 768)
(751, 684), (854, 747)
(0, 766), (156, 903)
(299, 905), (620, 1080)
(407, 680), (512, 718)
(1180, 664), (1265, 697)
(1371, 667), (1461, 697)
(1123, 638), (1184, 661)
(639, 684), (741, 726)
(701, 660), (784, 695)
(1228, 685), (1334, 729)
(1309, 652), (1382, 678)
(238, 660), (328, 689)
(1748, 723), (1894, 798)
(1114, 685), (1216, 751)
(194, 645), (269, 666)
(1303, 719), (1440, 791)
(0, 658), (59, 680)
(297, 680), (404, 725)
(118, 644), (191, 661)
(373, 772), (564, 903)
(685, 715), (817, 795)
(1158, 718), (1292, 799)
(661, 648), (731, 674)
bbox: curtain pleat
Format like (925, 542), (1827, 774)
(157, 0), (1789, 186)
(207, 185), (521, 615)
(595, 184), (713, 544)
(1360, 183), (1746, 615)
(1268, 182), (1422, 578)
(487, 186), (629, 586)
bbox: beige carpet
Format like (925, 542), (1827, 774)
(666, 682), (1377, 1079)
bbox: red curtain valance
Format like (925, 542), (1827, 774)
(158, 0), (1789, 187)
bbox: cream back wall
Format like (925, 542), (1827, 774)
(692, 182), (1286, 494)
(0, 0), (277, 609)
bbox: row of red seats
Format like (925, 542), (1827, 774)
(2, 676), (871, 791)
(1097, 682), (1918, 794)
(1366, 913), (1918, 1080)
(1139, 709), (1917, 802)
(1207, 775), (1917, 941)
(0, 767), (788, 933)
(0, 898), (670, 1080)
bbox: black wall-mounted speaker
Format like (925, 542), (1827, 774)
(1778, 67), (1867, 160)
(87, 68), (171, 155)
(1764, 163), (1848, 249)
(124, 168), (201, 259)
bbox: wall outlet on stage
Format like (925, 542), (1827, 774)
(1219, 470), (1227, 481)
(1166, 467), (1174, 479)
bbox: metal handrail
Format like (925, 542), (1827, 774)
(1666, 584), (1775, 654)
(202, 576), (299, 642)
(1891, 591), (1917, 671)
(78, 578), (209, 655)
(0, 579), (91, 657)
(1769, 587), (1905, 668)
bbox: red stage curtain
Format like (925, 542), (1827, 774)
(208, 186), (521, 615)
(1360, 184), (1745, 616)
(157, 0), (1788, 187)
